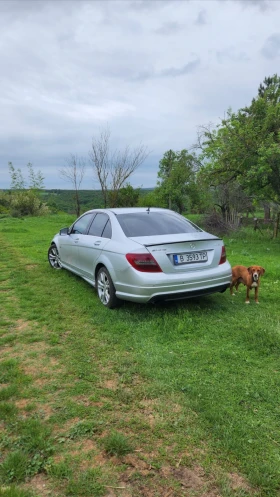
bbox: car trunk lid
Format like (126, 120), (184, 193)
(129, 233), (223, 273)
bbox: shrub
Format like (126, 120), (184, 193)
(103, 431), (133, 456)
(10, 191), (49, 217)
(0, 451), (28, 483)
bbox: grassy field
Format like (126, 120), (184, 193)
(0, 214), (280, 497)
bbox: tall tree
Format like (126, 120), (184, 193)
(110, 183), (141, 207)
(157, 149), (199, 213)
(196, 75), (280, 205)
(9, 162), (44, 191)
(89, 125), (149, 207)
(59, 154), (86, 217)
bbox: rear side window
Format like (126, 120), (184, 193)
(116, 212), (202, 237)
(88, 213), (112, 238)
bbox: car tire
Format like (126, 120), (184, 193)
(96, 267), (120, 309)
(48, 244), (62, 269)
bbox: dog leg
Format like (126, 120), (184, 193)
(254, 286), (259, 304)
(245, 286), (250, 304)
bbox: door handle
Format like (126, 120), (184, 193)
(94, 241), (101, 246)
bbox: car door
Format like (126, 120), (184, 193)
(60, 213), (94, 271)
(75, 213), (112, 281)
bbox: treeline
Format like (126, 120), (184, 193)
(40, 188), (153, 214)
(40, 190), (104, 214)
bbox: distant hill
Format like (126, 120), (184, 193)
(40, 188), (154, 214)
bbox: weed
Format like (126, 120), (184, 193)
(0, 386), (19, 401)
(68, 420), (102, 439)
(102, 431), (133, 456)
(46, 460), (73, 480)
(0, 360), (21, 383)
(66, 469), (105, 497)
(0, 451), (29, 483)
(0, 486), (34, 497)
(0, 402), (18, 421)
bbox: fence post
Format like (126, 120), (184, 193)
(273, 212), (280, 238)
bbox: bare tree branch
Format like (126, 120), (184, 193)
(89, 125), (150, 207)
(59, 154), (86, 216)
(89, 125), (111, 207)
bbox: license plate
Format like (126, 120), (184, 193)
(173, 251), (208, 265)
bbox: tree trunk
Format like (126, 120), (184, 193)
(264, 203), (271, 220)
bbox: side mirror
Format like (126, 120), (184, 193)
(59, 227), (69, 235)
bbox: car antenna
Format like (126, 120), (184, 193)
(146, 207), (150, 214)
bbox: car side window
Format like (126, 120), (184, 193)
(88, 213), (111, 238)
(102, 220), (112, 239)
(71, 213), (94, 235)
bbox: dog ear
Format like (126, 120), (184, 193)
(247, 267), (253, 274)
(260, 267), (265, 275)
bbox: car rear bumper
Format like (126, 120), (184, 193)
(114, 264), (232, 304)
(148, 283), (229, 303)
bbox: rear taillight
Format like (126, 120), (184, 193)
(219, 245), (227, 265)
(126, 253), (162, 272)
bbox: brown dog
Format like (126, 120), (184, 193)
(230, 265), (265, 303)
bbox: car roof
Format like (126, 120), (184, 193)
(85, 207), (173, 215)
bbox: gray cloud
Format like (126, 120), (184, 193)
(132, 58), (200, 81)
(216, 47), (250, 63)
(233, 0), (273, 11)
(160, 58), (200, 77)
(0, 0), (279, 189)
(261, 33), (280, 59)
(195, 9), (207, 25)
(128, 0), (177, 11)
(155, 21), (185, 35)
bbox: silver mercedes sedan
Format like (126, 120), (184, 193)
(48, 207), (232, 308)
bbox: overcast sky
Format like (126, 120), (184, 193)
(0, 0), (279, 190)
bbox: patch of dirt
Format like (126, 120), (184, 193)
(104, 379), (118, 390)
(23, 473), (58, 497)
(35, 403), (54, 419)
(123, 454), (151, 472)
(117, 454), (224, 497)
(74, 395), (97, 407)
(25, 264), (38, 270)
(161, 465), (206, 489)
(16, 341), (48, 355)
(22, 353), (64, 380)
(92, 451), (109, 466)
(14, 399), (30, 409)
(16, 319), (30, 332)
(33, 378), (49, 387)
(229, 472), (251, 491)
(137, 399), (160, 428)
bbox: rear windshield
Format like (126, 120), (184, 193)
(116, 212), (202, 237)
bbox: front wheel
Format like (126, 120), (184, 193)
(48, 244), (62, 269)
(96, 267), (120, 309)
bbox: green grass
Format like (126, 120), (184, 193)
(102, 431), (133, 456)
(0, 214), (280, 496)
